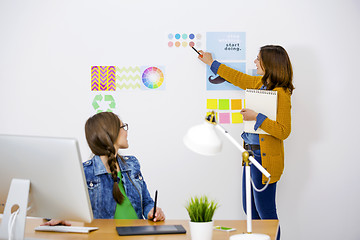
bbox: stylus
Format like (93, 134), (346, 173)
(153, 190), (158, 220)
(191, 46), (203, 58)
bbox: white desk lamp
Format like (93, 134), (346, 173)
(183, 112), (271, 240)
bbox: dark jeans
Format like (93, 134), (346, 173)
(242, 149), (280, 240)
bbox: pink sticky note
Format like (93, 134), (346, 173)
(219, 113), (230, 124)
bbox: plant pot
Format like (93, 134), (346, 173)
(189, 220), (214, 240)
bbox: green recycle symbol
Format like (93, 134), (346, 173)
(92, 94), (116, 113)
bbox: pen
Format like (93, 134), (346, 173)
(191, 46), (203, 58)
(153, 190), (158, 220)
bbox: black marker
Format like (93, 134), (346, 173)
(191, 46), (203, 58)
(153, 190), (158, 220)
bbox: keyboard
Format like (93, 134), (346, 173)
(35, 225), (98, 233)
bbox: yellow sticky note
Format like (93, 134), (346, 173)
(232, 112), (243, 123)
(207, 99), (218, 109)
(231, 99), (242, 110)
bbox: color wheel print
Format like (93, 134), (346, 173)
(142, 67), (164, 89)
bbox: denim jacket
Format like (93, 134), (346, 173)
(83, 155), (154, 219)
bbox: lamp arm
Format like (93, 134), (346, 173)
(215, 124), (271, 178)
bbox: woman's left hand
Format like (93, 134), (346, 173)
(148, 207), (165, 222)
(198, 50), (214, 66)
(241, 108), (258, 121)
(41, 219), (71, 226)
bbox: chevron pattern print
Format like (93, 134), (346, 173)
(91, 66), (116, 91)
(116, 66), (141, 90)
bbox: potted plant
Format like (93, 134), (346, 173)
(185, 195), (219, 240)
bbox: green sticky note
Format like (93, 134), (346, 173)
(219, 99), (230, 110)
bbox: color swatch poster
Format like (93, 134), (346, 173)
(207, 98), (244, 124)
(91, 66), (165, 91)
(167, 32), (202, 49)
(206, 62), (246, 90)
(140, 66), (165, 90)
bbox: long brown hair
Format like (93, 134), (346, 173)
(259, 45), (294, 94)
(85, 112), (125, 204)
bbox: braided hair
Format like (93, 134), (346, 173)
(85, 112), (125, 204)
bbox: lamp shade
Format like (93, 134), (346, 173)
(183, 121), (222, 155)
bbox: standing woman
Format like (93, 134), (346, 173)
(198, 45), (293, 239)
(83, 112), (165, 220)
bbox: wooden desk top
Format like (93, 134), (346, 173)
(20, 218), (278, 240)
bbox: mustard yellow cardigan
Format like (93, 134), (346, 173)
(217, 64), (292, 184)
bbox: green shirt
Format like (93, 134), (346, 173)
(113, 172), (139, 219)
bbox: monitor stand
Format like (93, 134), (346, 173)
(0, 178), (30, 240)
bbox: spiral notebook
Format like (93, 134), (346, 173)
(244, 89), (277, 135)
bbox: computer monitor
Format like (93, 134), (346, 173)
(0, 135), (93, 226)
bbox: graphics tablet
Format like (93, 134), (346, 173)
(116, 225), (186, 236)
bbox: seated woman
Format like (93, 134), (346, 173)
(44, 112), (165, 225)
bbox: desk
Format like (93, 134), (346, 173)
(21, 218), (278, 240)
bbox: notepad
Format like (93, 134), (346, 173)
(35, 225), (99, 233)
(244, 89), (277, 135)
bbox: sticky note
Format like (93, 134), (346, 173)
(232, 112), (243, 123)
(219, 113), (230, 124)
(219, 99), (230, 110)
(207, 99), (218, 109)
(231, 99), (242, 110)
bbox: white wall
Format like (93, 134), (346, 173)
(1, 0), (360, 239)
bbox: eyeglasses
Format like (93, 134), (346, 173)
(120, 123), (128, 131)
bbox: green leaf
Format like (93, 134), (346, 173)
(185, 195), (219, 222)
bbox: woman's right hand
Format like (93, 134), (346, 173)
(41, 219), (71, 226)
(198, 50), (214, 66)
